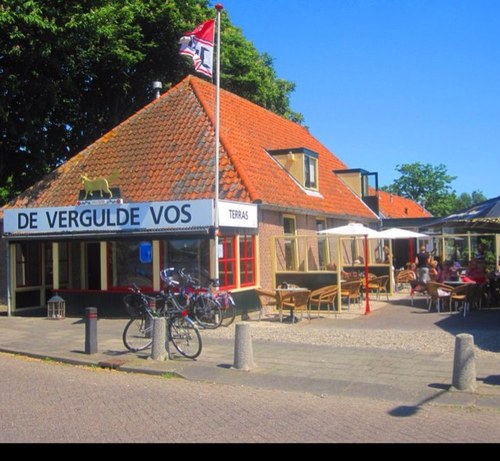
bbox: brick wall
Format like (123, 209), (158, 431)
(257, 209), (281, 290)
(257, 208), (322, 290)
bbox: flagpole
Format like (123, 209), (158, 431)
(213, 4), (223, 286)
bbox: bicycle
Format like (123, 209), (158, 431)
(205, 278), (237, 327)
(161, 268), (223, 329)
(122, 284), (202, 359)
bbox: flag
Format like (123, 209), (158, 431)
(179, 19), (215, 78)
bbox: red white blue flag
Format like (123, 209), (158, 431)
(179, 19), (215, 78)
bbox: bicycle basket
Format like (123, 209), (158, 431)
(123, 293), (145, 318)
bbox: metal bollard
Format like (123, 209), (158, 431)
(84, 307), (98, 354)
(452, 333), (476, 392)
(232, 322), (255, 371)
(150, 317), (168, 361)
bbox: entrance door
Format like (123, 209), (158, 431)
(86, 243), (101, 290)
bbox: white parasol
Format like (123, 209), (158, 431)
(319, 223), (382, 314)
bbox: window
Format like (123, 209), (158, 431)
(108, 241), (153, 289)
(239, 235), (256, 287)
(283, 216), (298, 270)
(268, 148), (319, 190)
(161, 238), (210, 284)
(304, 154), (318, 189)
(45, 242), (70, 287)
(219, 236), (236, 289)
(15, 242), (41, 287)
(316, 219), (328, 269)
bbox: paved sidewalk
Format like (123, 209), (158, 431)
(1, 295), (500, 411)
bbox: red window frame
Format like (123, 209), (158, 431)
(219, 236), (236, 290)
(239, 235), (256, 287)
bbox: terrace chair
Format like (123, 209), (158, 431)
(255, 288), (278, 321)
(368, 275), (390, 301)
(426, 282), (452, 313)
(340, 280), (362, 311)
(396, 269), (416, 293)
(280, 289), (312, 322)
(308, 285), (338, 317)
(409, 279), (428, 306)
(450, 284), (472, 317)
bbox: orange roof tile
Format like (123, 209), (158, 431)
(4, 76), (380, 221)
(378, 190), (433, 218)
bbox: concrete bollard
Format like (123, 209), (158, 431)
(232, 322), (255, 371)
(150, 317), (168, 361)
(84, 307), (98, 354)
(452, 333), (476, 392)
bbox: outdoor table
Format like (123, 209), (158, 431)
(443, 280), (476, 286)
(275, 287), (310, 323)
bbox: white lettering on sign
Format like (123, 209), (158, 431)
(4, 200), (212, 234)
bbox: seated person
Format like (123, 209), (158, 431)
(407, 262), (426, 294)
(406, 262), (417, 281)
(436, 261), (454, 283)
(465, 259), (487, 284)
(429, 260), (439, 281)
(383, 245), (390, 264)
(354, 256), (364, 265)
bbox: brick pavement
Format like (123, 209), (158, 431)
(0, 294), (499, 413)
(2, 353), (500, 443)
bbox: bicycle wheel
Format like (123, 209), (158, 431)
(168, 316), (202, 359)
(123, 317), (153, 352)
(194, 295), (223, 329)
(220, 302), (236, 327)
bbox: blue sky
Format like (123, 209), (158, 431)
(218, 0), (500, 199)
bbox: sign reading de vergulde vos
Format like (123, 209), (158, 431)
(4, 200), (213, 234)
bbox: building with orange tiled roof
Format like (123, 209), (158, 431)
(378, 190), (432, 219)
(1, 76), (427, 315)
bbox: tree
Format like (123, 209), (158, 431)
(381, 162), (457, 217)
(452, 191), (487, 213)
(0, 0), (302, 205)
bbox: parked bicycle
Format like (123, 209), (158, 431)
(161, 268), (223, 329)
(122, 283), (202, 359)
(205, 278), (237, 327)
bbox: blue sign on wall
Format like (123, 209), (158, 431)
(139, 241), (152, 263)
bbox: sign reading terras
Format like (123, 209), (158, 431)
(218, 201), (258, 228)
(4, 200), (213, 234)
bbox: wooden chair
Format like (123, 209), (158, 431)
(409, 279), (428, 306)
(426, 282), (452, 312)
(340, 280), (362, 311)
(255, 288), (277, 321)
(368, 275), (389, 301)
(450, 284), (472, 317)
(280, 289), (312, 322)
(308, 285), (338, 317)
(396, 269), (416, 293)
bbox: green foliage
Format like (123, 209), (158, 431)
(381, 162), (457, 217)
(161, 372), (178, 379)
(382, 163), (489, 217)
(478, 237), (496, 274)
(0, 1), (301, 205)
(452, 191), (487, 213)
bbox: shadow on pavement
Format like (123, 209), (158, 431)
(481, 375), (500, 386)
(435, 309), (500, 353)
(388, 384), (451, 418)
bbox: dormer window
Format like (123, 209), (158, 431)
(304, 154), (317, 189)
(268, 147), (319, 191)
